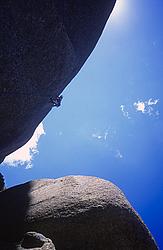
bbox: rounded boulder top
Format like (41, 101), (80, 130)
(0, 175), (158, 249)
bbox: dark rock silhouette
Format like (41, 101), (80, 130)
(0, 0), (116, 162)
(0, 173), (5, 191)
(0, 176), (158, 250)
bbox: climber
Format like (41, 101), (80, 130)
(50, 95), (63, 107)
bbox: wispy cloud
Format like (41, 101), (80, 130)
(147, 98), (159, 105)
(134, 98), (159, 117)
(92, 133), (103, 140)
(91, 127), (124, 160)
(3, 123), (45, 169)
(115, 149), (123, 159)
(92, 128), (109, 141)
(120, 104), (130, 119)
(120, 98), (159, 119)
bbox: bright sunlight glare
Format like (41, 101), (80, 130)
(108, 0), (128, 25)
(113, 0), (125, 16)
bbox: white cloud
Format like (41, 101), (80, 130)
(3, 123), (45, 169)
(92, 133), (103, 140)
(115, 149), (123, 159)
(104, 131), (109, 141)
(134, 98), (159, 117)
(92, 128), (109, 141)
(91, 127), (123, 159)
(147, 98), (159, 106)
(120, 98), (159, 119)
(120, 105), (130, 119)
(134, 101), (146, 113)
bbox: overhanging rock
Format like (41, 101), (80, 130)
(0, 0), (116, 162)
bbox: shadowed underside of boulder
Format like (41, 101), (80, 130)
(0, 0), (116, 163)
(0, 173), (5, 191)
(0, 232), (56, 250)
(0, 176), (158, 250)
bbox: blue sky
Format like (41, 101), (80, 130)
(1, 0), (163, 248)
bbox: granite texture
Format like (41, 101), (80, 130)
(0, 176), (158, 250)
(0, 0), (116, 162)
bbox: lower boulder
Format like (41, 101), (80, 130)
(21, 232), (56, 250)
(0, 175), (158, 249)
(0, 232), (55, 250)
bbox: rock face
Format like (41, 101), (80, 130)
(21, 232), (56, 250)
(0, 0), (116, 163)
(0, 176), (158, 250)
(0, 173), (5, 191)
(0, 232), (56, 250)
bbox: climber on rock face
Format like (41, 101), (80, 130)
(50, 95), (63, 107)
